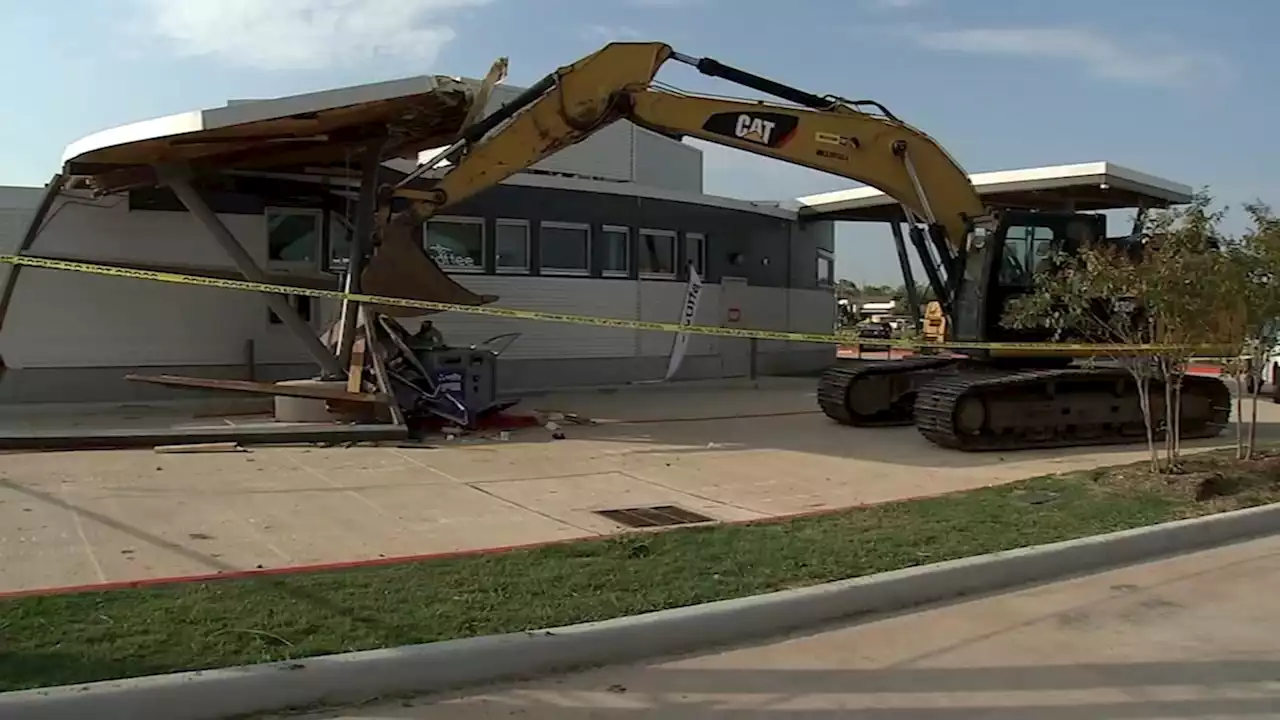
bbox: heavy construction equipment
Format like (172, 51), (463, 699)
(373, 41), (1232, 451)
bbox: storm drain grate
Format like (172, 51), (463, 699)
(594, 505), (715, 528)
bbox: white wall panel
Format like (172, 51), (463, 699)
(637, 280), (719, 357)
(787, 288), (837, 352)
(743, 286), (791, 353)
(0, 197), (322, 368)
(30, 194), (258, 267)
(530, 122), (636, 183)
(633, 129), (703, 194)
(477, 86), (703, 191)
(484, 85), (635, 183)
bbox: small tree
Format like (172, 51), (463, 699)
(1222, 201), (1280, 458)
(1002, 240), (1164, 471)
(1137, 194), (1236, 465)
(1001, 191), (1233, 472)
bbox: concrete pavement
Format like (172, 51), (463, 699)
(3, 377), (1278, 595)
(280, 533), (1280, 719)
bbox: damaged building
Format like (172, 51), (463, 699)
(0, 73), (838, 410)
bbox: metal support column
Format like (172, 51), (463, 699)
(334, 143), (384, 371)
(161, 169), (345, 377)
(0, 173), (66, 350)
(907, 222), (951, 317)
(888, 215), (921, 331)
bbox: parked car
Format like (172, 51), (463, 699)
(857, 321), (892, 340)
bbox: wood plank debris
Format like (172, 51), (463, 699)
(154, 442), (246, 454)
(124, 374), (390, 404)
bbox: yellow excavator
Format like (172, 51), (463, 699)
(366, 41), (1232, 451)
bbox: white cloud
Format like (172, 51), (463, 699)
(134, 0), (495, 71)
(903, 25), (1230, 88)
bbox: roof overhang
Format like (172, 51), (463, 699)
(60, 73), (488, 194)
(795, 162), (1194, 222)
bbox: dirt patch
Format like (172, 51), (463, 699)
(1090, 449), (1280, 517)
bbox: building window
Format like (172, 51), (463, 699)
(685, 232), (706, 276)
(495, 219), (530, 273)
(325, 211), (354, 272)
(999, 224), (1057, 289)
(540, 221), (590, 275)
(817, 249), (835, 287)
(601, 225), (631, 277)
(639, 228), (677, 278)
(424, 216), (484, 272)
(266, 207), (323, 271)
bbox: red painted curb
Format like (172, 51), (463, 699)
(0, 490), (955, 601)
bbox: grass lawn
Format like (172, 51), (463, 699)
(2, 448), (1279, 693)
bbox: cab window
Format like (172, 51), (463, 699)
(999, 224), (1057, 288)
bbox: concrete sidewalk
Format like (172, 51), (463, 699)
(284, 533), (1280, 718)
(3, 378), (1278, 595)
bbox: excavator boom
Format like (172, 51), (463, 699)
(396, 42), (987, 256)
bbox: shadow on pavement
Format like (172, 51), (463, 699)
(496, 408), (1280, 470)
(387, 660), (1280, 718)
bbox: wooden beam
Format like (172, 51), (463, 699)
(125, 373), (390, 404)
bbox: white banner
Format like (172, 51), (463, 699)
(663, 263), (704, 381)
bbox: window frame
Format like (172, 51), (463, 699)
(816, 248), (835, 288)
(638, 227), (678, 280)
(423, 215), (486, 274)
(494, 218), (532, 274)
(539, 220), (592, 277)
(324, 210), (355, 273)
(601, 224), (632, 278)
(264, 206), (325, 274)
(998, 224), (1057, 289)
(684, 232), (707, 278)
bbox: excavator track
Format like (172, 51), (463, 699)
(915, 366), (1233, 451)
(817, 356), (960, 426)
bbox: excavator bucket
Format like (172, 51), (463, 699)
(354, 54), (509, 319)
(360, 220), (498, 317)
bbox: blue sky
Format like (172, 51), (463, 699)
(1, 0), (1273, 283)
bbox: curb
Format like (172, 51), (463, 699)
(5, 502), (1279, 720)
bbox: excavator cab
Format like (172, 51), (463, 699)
(946, 209), (1109, 356)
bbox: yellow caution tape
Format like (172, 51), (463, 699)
(0, 254), (1242, 355)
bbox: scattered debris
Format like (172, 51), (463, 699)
(108, 310), (538, 448)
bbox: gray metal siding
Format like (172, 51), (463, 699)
(442, 185), (832, 290)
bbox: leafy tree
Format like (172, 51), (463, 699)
(834, 279), (859, 302)
(1000, 191), (1236, 472)
(1220, 201), (1280, 457)
(1137, 194), (1237, 464)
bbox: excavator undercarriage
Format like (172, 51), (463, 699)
(818, 359), (1232, 451)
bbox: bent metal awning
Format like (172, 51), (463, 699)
(60, 72), (486, 194)
(795, 162), (1195, 221)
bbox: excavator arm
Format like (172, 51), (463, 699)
(392, 42), (989, 256)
